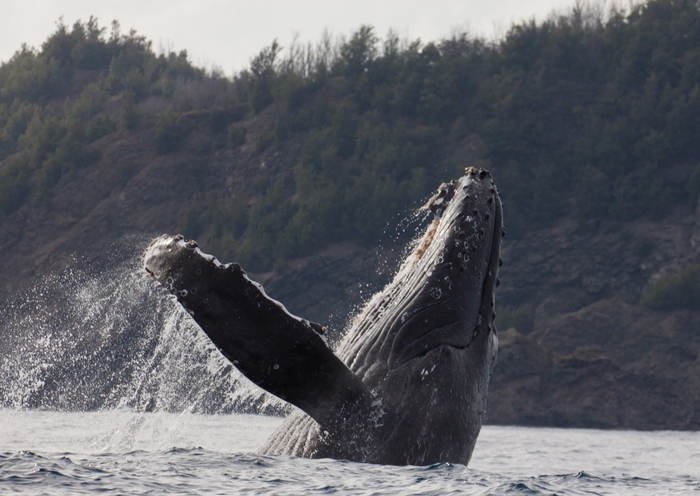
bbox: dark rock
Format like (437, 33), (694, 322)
(486, 299), (700, 430)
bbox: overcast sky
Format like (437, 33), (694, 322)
(2, 0), (584, 74)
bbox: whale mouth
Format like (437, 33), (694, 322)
(342, 167), (503, 372)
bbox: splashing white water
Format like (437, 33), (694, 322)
(0, 243), (284, 416)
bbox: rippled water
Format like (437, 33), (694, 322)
(1, 410), (698, 495)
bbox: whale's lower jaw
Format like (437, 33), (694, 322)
(143, 168), (503, 466)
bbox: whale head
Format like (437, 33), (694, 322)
(336, 167), (503, 464)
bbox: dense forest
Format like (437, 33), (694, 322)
(1, 0), (700, 275)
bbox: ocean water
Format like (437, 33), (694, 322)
(0, 410), (698, 495)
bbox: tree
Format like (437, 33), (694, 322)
(121, 90), (138, 130)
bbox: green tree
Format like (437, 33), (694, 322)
(121, 90), (138, 130)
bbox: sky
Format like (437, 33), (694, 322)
(2, 0), (582, 74)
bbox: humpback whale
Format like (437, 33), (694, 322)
(143, 167), (503, 466)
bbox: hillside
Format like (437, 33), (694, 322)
(1, 1), (700, 428)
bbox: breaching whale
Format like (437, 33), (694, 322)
(143, 167), (503, 466)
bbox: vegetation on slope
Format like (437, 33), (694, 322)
(2, 0), (700, 272)
(641, 264), (700, 310)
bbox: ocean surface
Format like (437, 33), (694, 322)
(1, 410), (698, 495)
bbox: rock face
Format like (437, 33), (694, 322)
(484, 201), (700, 430)
(489, 302), (700, 430)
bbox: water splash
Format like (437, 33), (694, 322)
(0, 241), (284, 416)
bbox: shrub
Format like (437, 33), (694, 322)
(641, 265), (700, 311)
(0, 155), (30, 215)
(121, 91), (138, 130)
(154, 109), (184, 154)
(255, 128), (274, 154)
(86, 115), (117, 142)
(227, 124), (247, 149)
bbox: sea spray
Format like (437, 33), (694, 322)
(0, 241), (284, 416)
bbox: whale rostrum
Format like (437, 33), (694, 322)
(143, 167), (503, 466)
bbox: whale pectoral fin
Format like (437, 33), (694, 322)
(143, 235), (375, 428)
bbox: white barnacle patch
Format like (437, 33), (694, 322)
(193, 247), (223, 267)
(420, 364), (438, 381)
